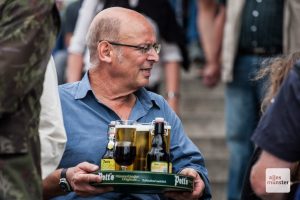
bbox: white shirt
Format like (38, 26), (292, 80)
(39, 57), (67, 179)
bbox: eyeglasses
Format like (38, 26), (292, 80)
(99, 40), (161, 54)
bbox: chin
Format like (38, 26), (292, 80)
(138, 80), (149, 88)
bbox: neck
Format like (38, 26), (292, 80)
(89, 68), (137, 120)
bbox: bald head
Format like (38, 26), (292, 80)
(86, 7), (155, 65)
(96, 7), (149, 23)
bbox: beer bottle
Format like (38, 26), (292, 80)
(100, 121), (116, 171)
(147, 117), (170, 173)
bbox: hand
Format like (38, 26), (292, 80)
(67, 162), (113, 196)
(201, 62), (220, 88)
(164, 168), (205, 200)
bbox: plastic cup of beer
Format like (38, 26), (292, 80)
(133, 123), (152, 171)
(114, 120), (137, 171)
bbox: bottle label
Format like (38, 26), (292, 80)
(101, 159), (115, 171)
(169, 162), (172, 173)
(150, 161), (168, 173)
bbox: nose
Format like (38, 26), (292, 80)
(147, 48), (159, 62)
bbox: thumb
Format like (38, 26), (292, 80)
(78, 162), (99, 173)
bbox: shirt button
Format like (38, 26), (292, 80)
(251, 25), (257, 32)
(252, 10), (259, 17)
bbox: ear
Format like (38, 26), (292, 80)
(97, 41), (112, 63)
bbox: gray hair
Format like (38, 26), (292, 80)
(86, 17), (121, 65)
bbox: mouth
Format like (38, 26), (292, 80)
(141, 68), (152, 77)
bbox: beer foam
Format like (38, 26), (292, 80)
(115, 124), (136, 129)
(136, 124), (152, 132)
(155, 117), (164, 122)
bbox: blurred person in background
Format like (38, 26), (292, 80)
(53, 0), (83, 84)
(198, 0), (300, 199)
(0, 1), (60, 199)
(241, 52), (300, 200)
(40, 57), (67, 180)
(169, 0), (206, 67)
(250, 56), (300, 200)
(197, 0), (224, 87)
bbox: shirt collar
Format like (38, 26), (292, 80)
(74, 72), (92, 100)
(134, 87), (159, 110)
(74, 72), (161, 109)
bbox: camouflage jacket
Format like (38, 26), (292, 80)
(0, 1), (59, 199)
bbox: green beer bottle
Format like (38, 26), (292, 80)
(147, 117), (170, 173)
(101, 121), (116, 171)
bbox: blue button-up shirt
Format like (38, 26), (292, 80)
(53, 73), (211, 200)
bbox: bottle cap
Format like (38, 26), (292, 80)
(155, 117), (164, 122)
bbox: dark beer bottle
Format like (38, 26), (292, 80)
(147, 117), (170, 173)
(100, 121), (116, 171)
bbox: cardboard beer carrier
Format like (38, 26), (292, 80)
(94, 118), (194, 193)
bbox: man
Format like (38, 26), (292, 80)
(0, 1), (59, 199)
(250, 62), (300, 199)
(198, 0), (300, 199)
(43, 7), (211, 200)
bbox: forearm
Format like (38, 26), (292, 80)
(213, 4), (225, 63)
(66, 53), (84, 82)
(43, 169), (65, 199)
(197, 0), (224, 65)
(65, 0), (98, 83)
(250, 150), (294, 200)
(198, 0), (217, 64)
(164, 61), (180, 114)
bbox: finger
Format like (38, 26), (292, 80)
(71, 173), (101, 193)
(73, 177), (113, 196)
(193, 178), (205, 196)
(179, 169), (204, 198)
(78, 162), (99, 173)
(76, 173), (102, 184)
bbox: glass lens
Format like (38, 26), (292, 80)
(153, 43), (161, 54)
